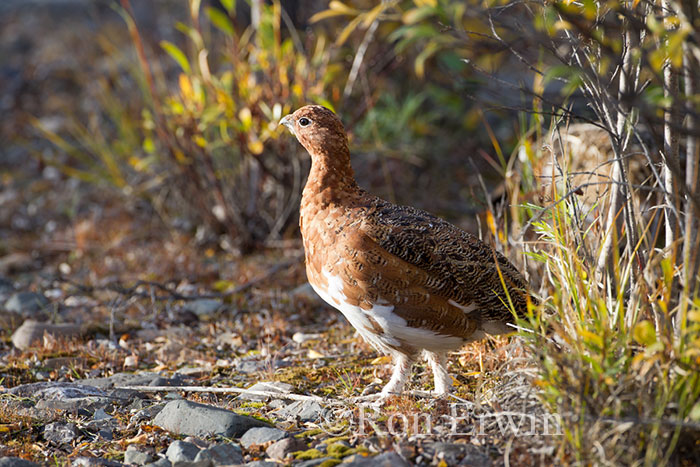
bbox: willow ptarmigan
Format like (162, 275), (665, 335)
(280, 105), (532, 400)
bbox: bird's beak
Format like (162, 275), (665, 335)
(279, 114), (294, 135)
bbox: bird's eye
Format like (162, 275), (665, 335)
(298, 117), (311, 127)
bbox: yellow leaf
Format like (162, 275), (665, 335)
(329, 1), (358, 14)
(633, 320), (657, 346)
(239, 107), (253, 130)
(336, 15), (363, 46)
(179, 74), (194, 101)
(194, 135), (207, 148)
(247, 139), (264, 155)
(371, 355), (392, 365)
(308, 349), (325, 359)
(362, 3), (385, 28)
(310, 9), (353, 23)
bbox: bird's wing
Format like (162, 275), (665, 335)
(341, 198), (530, 335)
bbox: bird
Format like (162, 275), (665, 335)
(280, 105), (533, 401)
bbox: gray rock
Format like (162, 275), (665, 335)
(11, 319), (82, 350)
(4, 291), (49, 315)
(237, 382), (293, 401)
(184, 299), (223, 317)
(44, 421), (79, 445)
(72, 457), (124, 466)
(81, 372), (187, 390)
(142, 459), (171, 467)
(0, 457), (40, 467)
(341, 452), (411, 466)
(124, 446), (153, 465)
(132, 403), (167, 423)
(193, 443), (243, 466)
(166, 440), (201, 463)
(427, 443), (491, 466)
(153, 400), (270, 438)
(273, 400), (323, 422)
(245, 462), (280, 467)
(240, 427), (288, 449)
(9, 382), (107, 399)
(265, 437), (307, 460)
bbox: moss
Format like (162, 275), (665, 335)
(294, 448), (325, 460)
(238, 401), (265, 409)
(319, 460), (342, 467)
(295, 428), (323, 438)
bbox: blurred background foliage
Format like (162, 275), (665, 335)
(3, 0), (700, 464)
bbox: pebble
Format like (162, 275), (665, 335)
(0, 457), (41, 467)
(427, 442), (492, 466)
(153, 400), (270, 438)
(193, 443), (243, 465)
(184, 298), (223, 317)
(265, 437), (308, 460)
(4, 291), (49, 315)
(72, 457), (125, 466)
(341, 452), (411, 466)
(272, 400), (323, 422)
(237, 381), (293, 401)
(11, 320), (82, 350)
(43, 421), (80, 445)
(124, 446), (153, 465)
(165, 440), (200, 463)
(81, 372), (188, 390)
(240, 427), (288, 449)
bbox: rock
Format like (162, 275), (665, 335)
(154, 400), (270, 438)
(265, 437), (308, 460)
(240, 427), (288, 449)
(245, 462), (280, 467)
(273, 400), (323, 422)
(81, 372), (188, 390)
(131, 402), (167, 423)
(124, 446), (153, 465)
(0, 457), (41, 467)
(9, 382), (112, 417)
(427, 443), (492, 466)
(11, 320), (82, 350)
(341, 452), (411, 466)
(72, 457), (124, 466)
(237, 382), (293, 401)
(10, 382), (107, 399)
(184, 299), (223, 317)
(165, 440), (201, 463)
(43, 421), (79, 445)
(4, 291), (48, 315)
(235, 358), (264, 374)
(193, 443), (244, 465)
(142, 459), (171, 467)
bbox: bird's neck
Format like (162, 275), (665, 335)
(302, 145), (359, 207)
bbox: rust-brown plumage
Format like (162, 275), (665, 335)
(280, 105), (532, 400)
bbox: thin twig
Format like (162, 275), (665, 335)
(118, 385), (323, 402)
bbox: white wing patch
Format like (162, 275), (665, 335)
(309, 269), (464, 354)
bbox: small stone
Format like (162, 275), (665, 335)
(142, 459), (171, 467)
(265, 437), (307, 460)
(240, 427), (288, 449)
(185, 299), (223, 317)
(237, 382), (293, 401)
(245, 462), (280, 467)
(165, 440), (201, 463)
(44, 422), (79, 445)
(341, 452), (410, 466)
(193, 443), (244, 465)
(11, 320), (82, 350)
(4, 291), (49, 315)
(428, 443), (491, 466)
(0, 457), (41, 467)
(273, 400), (323, 422)
(154, 400), (270, 438)
(124, 446), (153, 465)
(72, 457), (124, 466)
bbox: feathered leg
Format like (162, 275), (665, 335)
(425, 351), (451, 395)
(378, 352), (414, 399)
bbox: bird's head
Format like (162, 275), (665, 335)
(279, 105), (348, 158)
